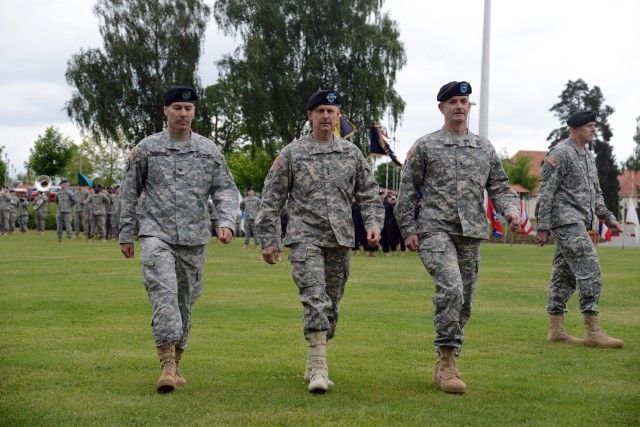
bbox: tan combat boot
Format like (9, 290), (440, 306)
(156, 344), (177, 393)
(174, 346), (187, 387)
(583, 315), (624, 348)
(434, 346), (466, 393)
(547, 314), (583, 344)
(305, 331), (330, 393)
(304, 341), (334, 387)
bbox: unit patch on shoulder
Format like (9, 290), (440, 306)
(129, 146), (138, 161)
(406, 148), (415, 161)
(546, 155), (558, 168)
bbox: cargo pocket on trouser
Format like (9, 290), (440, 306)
(289, 244), (332, 335)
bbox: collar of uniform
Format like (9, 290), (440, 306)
(567, 138), (587, 156)
(163, 129), (198, 152)
(307, 134), (346, 155)
(441, 126), (477, 147)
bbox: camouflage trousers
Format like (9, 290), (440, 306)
(289, 243), (350, 339)
(9, 212), (16, 232)
(0, 211), (9, 232)
(74, 209), (84, 234)
(35, 210), (46, 231)
(418, 232), (480, 352)
(56, 211), (73, 238)
(243, 219), (259, 246)
(18, 215), (28, 232)
(91, 213), (106, 239)
(547, 223), (601, 315)
(140, 236), (206, 348)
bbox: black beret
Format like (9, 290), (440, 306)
(164, 85), (198, 106)
(306, 89), (341, 110)
(437, 81), (472, 102)
(567, 111), (597, 128)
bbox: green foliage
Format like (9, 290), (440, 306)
(0, 236), (638, 425)
(373, 160), (400, 190)
(199, 80), (248, 153)
(26, 127), (75, 179)
(65, 0), (211, 149)
(213, 0), (406, 155)
(501, 155), (540, 192)
(624, 116), (640, 171)
(226, 145), (278, 193)
(547, 79), (620, 213)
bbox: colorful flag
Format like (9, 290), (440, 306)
(598, 219), (611, 241)
(520, 199), (532, 235)
(486, 196), (503, 238)
(334, 115), (356, 140)
(626, 195), (640, 242)
(77, 172), (93, 188)
(370, 124), (402, 166)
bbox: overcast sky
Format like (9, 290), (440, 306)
(1, 0), (639, 179)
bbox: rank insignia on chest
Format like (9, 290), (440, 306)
(129, 146), (137, 161)
(546, 155), (558, 168)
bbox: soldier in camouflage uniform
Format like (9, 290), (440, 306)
(74, 189), (89, 239)
(84, 185), (112, 242)
(535, 110), (624, 349)
(119, 85), (239, 393)
(33, 192), (48, 234)
(256, 89), (384, 393)
(8, 189), (19, 233)
(18, 195), (29, 233)
(54, 180), (77, 242)
(395, 81), (520, 394)
(240, 188), (261, 249)
(0, 187), (12, 234)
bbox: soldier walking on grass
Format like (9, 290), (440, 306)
(256, 89), (384, 393)
(119, 85), (239, 393)
(395, 81), (520, 394)
(535, 111), (624, 348)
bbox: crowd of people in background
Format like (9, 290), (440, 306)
(0, 182), (125, 242)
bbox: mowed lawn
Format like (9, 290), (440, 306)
(0, 232), (638, 426)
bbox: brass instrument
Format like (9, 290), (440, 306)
(33, 175), (51, 209)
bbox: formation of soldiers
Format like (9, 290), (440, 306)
(0, 183), (123, 241)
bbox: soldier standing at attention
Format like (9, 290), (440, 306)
(535, 111), (624, 348)
(84, 184), (112, 242)
(33, 191), (48, 234)
(119, 85), (239, 393)
(18, 195), (29, 233)
(0, 187), (10, 234)
(8, 189), (19, 234)
(240, 188), (261, 249)
(55, 180), (77, 242)
(395, 81), (521, 394)
(256, 89), (384, 393)
(109, 185), (121, 240)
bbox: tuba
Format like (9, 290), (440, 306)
(34, 175), (51, 209)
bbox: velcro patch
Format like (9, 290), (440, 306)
(129, 146), (137, 161)
(273, 156), (284, 172)
(546, 155), (558, 168)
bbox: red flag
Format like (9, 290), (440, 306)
(520, 199), (532, 235)
(487, 196), (503, 238)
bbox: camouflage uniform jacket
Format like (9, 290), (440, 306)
(535, 138), (616, 231)
(0, 192), (9, 211)
(54, 191), (77, 213)
(19, 200), (29, 216)
(256, 133), (384, 248)
(8, 195), (19, 212)
(240, 196), (261, 221)
(396, 126), (519, 239)
(83, 192), (111, 215)
(34, 194), (48, 213)
(119, 129), (239, 245)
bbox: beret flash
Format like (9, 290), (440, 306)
(437, 81), (472, 102)
(164, 85), (198, 106)
(306, 89), (341, 110)
(567, 111), (597, 128)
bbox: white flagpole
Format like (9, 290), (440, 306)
(478, 0), (491, 139)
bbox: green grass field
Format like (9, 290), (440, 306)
(1, 233), (638, 426)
